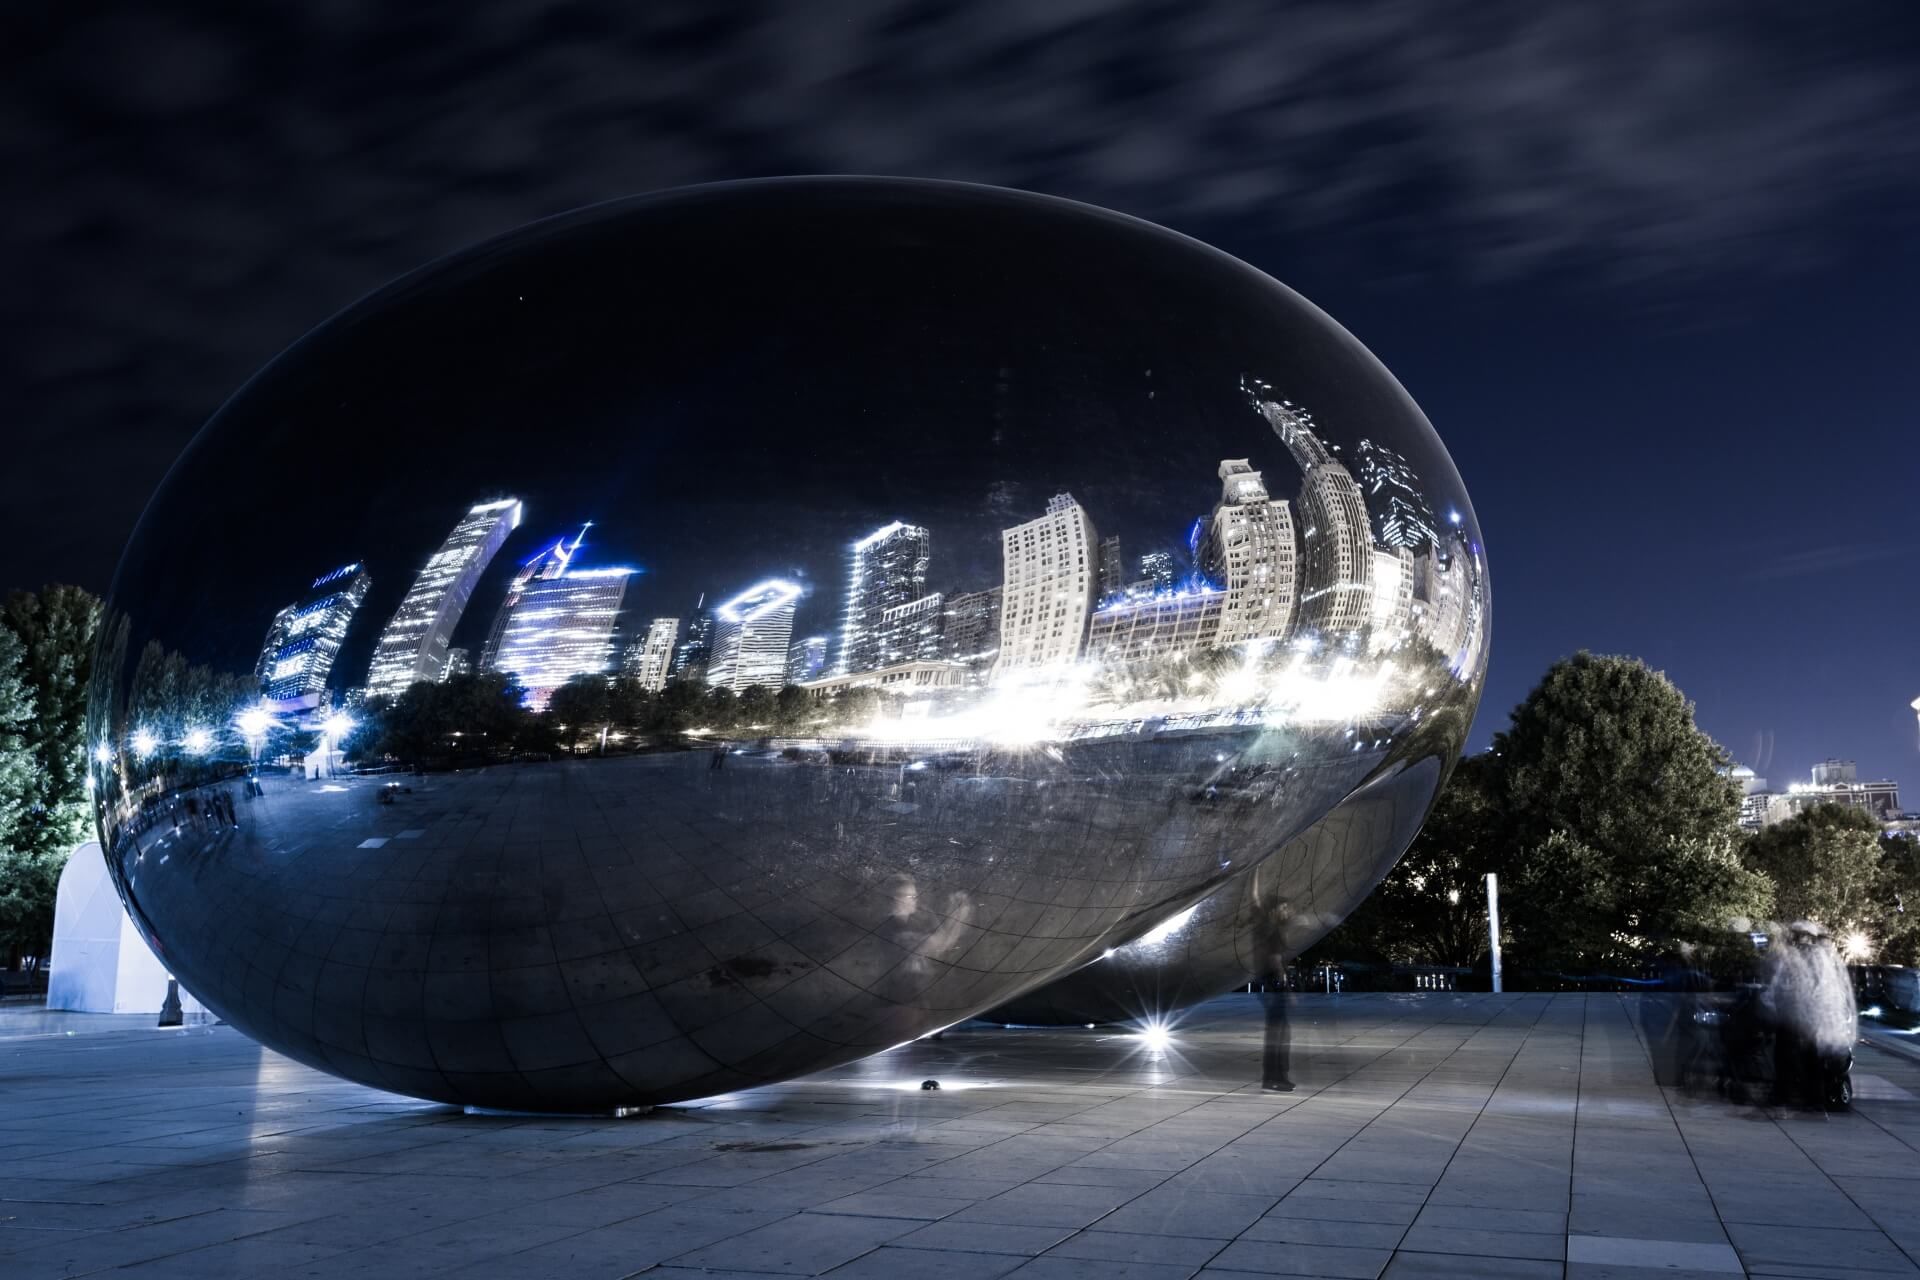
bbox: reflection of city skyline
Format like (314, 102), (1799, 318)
(227, 374), (1484, 723)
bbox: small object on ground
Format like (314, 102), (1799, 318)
(158, 979), (183, 1028)
(1262, 1079), (1295, 1093)
(920, 1079), (940, 1090)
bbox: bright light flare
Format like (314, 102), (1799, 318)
(1841, 929), (1874, 963)
(235, 706), (276, 739)
(321, 712), (356, 738)
(131, 728), (159, 757)
(182, 727), (213, 755)
(92, 743), (114, 765)
(1136, 1021), (1174, 1052)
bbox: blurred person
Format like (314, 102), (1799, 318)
(1761, 922), (1855, 1108)
(1257, 898), (1293, 1092)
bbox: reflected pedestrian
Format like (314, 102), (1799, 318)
(1258, 899), (1294, 1092)
(710, 741), (728, 771)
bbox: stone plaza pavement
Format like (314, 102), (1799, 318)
(5, 993), (1920, 1279)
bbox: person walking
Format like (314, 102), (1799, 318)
(1257, 897), (1294, 1092)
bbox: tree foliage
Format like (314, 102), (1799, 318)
(0, 586), (103, 964)
(1313, 652), (1774, 979)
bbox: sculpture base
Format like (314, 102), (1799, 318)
(462, 1104), (652, 1119)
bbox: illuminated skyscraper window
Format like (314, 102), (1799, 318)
(488, 565), (634, 710)
(708, 580), (803, 692)
(365, 498), (522, 700)
(840, 522), (930, 675)
(262, 563), (372, 709)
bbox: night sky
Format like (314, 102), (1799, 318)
(5, 3), (1918, 790)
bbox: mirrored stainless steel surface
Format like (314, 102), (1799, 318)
(985, 756), (1445, 1027)
(86, 177), (1488, 1110)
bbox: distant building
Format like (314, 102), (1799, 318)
(364, 498), (522, 700)
(786, 635), (829, 685)
(626, 618), (680, 691)
(444, 647), (472, 679)
(1138, 551), (1176, 595)
(942, 587), (1002, 676)
(1766, 759), (1903, 826)
(1367, 546), (1416, 651)
(994, 493), (1098, 679)
(487, 565), (635, 710)
(669, 597), (713, 682)
(261, 563), (372, 709)
(1355, 438), (1438, 552)
(797, 658), (970, 702)
(1086, 585), (1224, 667)
(479, 529), (582, 672)
(1097, 535), (1126, 604)
(878, 593), (945, 666)
(1729, 765), (1774, 831)
(708, 580), (802, 693)
(841, 522), (931, 676)
(1200, 459), (1297, 647)
(1248, 381), (1373, 640)
(252, 604), (297, 687)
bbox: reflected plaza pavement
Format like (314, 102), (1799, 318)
(7, 993), (1920, 1278)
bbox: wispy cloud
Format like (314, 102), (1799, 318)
(1740, 544), (1907, 582)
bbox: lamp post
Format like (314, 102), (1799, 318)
(1486, 873), (1504, 994)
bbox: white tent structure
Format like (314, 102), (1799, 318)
(47, 841), (205, 1016)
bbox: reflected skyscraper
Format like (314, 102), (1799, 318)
(1367, 546), (1416, 652)
(1356, 439), (1438, 553)
(669, 597), (714, 682)
(786, 635), (829, 685)
(487, 562), (635, 710)
(1086, 584), (1224, 666)
(260, 563), (371, 709)
(1097, 535), (1126, 604)
(995, 493), (1098, 678)
(626, 617), (681, 691)
(708, 580), (802, 692)
(1249, 380), (1373, 640)
(840, 522), (930, 675)
(1202, 458), (1297, 646)
(878, 592), (945, 665)
(479, 529), (581, 672)
(942, 587), (1002, 675)
(252, 604), (297, 686)
(365, 498), (522, 700)
(1138, 551), (1176, 594)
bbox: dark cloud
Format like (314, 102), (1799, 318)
(3, 1), (1917, 591)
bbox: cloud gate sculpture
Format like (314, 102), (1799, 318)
(87, 178), (1488, 1112)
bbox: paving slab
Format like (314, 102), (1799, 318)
(6, 992), (1920, 1277)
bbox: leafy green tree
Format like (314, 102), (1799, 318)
(774, 685), (815, 734)
(606, 678), (651, 737)
(1491, 652), (1769, 971)
(701, 687), (739, 732)
(647, 680), (706, 735)
(2, 586), (101, 861)
(368, 671), (540, 765)
(0, 626), (48, 964)
(1742, 804), (1888, 934)
(1878, 832), (1920, 964)
(1317, 755), (1504, 967)
(546, 675), (611, 752)
(736, 684), (777, 730)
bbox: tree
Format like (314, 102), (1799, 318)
(1314, 755), (1503, 967)
(1491, 652), (1770, 971)
(774, 684), (814, 735)
(546, 675), (611, 753)
(1742, 805), (1888, 935)
(736, 684), (777, 730)
(0, 626), (48, 965)
(2, 586), (101, 861)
